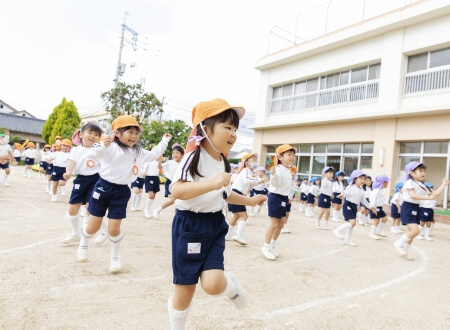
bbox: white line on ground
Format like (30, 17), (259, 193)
(0, 237), (63, 254)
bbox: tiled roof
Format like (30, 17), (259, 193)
(0, 113), (45, 135)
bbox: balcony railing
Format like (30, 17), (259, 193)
(270, 80), (379, 113)
(404, 66), (450, 94)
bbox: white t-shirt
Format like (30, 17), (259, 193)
(0, 144), (12, 164)
(392, 192), (403, 206)
(143, 160), (160, 177)
(343, 185), (369, 208)
(403, 179), (429, 204)
(22, 149), (38, 159)
(369, 188), (385, 207)
(232, 167), (261, 196)
(13, 149), (21, 158)
(300, 182), (309, 194)
(308, 185), (320, 197)
(268, 165), (292, 196)
(332, 181), (345, 194)
(363, 186), (372, 199)
(68, 145), (101, 176)
(162, 159), (180, 181)
(320, 177), (333, 196)
(52, 151), (70, 167)
(172, 149), (231, 213)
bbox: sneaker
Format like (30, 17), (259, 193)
(49, 190), (53, 196)
(368, 234), (381, 240)
(416, 235), (424, 240)
(233, 235), (248, 246)
(345, 241), (357, 247)
(225, 232), (233, 241)
(424, 236), (433, 241)
(248, 212), (255, 217)
(261, 247), (276, 261)
(390, 228), (397, 233)
(93, 232), (109, 244)
(77, 244), (88, 262)
(51, 195), (57, 202)
(109, 257), (121, 273)
(3, 182), (10, 187)
(281, 227), (291, 234)
(136, 207), (142, 211)
(331, 217), (340, 222)
(153, 210), (160, 220)
(61, 190), (66, 196)
(393, 242), (407, 256)
(375, 232), (387, 237)
(271, 247), (279, 258)
(144, 211), (152, 219)
(60, 234), (80, 244)
(226, 272), (247, 310)
(401, 254), (414, 260)
(394, 228), (403, 234)
(315, 224), (321, 229)
(130, 206), (137, 212)
(332, 229), (344, 240)
(358, 220), (364, 225)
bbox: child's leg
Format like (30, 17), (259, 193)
(424, 221), (433, 241)
(226, 212), (240, 240)
(77, 215), (103, 261)
(144, 192), (155, 218)
(202, 270), (247, 309)
(262, 217), (279, 260)
(51, 181), (58, 200)
(369, 217), (381, 239)
(344, 219), (357, 246)
(169, 284), (196, 330)
(234, 214), (249, 245)
(108, 219), (123, 272)
(375, 216), (387, 236)
(59, 180), (66, 195)
(281, 212), (291, 233)
(61, 203), (82, 243)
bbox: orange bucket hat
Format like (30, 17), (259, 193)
(274, 144), (297, 165)
(60, 139), (72, 147)
(44, 144), (51, 149)
(111, 115), (142, 131)
(26, 142), (35, 148)
(14, 142), (22, 150)
(238, 152), (258, 173)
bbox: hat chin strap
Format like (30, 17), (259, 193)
(200, 123), (220, 154)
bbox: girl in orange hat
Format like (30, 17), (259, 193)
(22, 141), (38, 178)
(38, 144), (52, 180)
(48, 139), (72, 201)
(167, 98), (266, 329)
(11, 142), (22, 174)
(0, 132), (13, 186)
(225, 152), (268, 245)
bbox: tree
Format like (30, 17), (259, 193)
(101, 82), (163, 123)
(42, 98), (81, 144)
(140, 119), (192, 157)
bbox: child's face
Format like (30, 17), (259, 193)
(324, 171), (334, 179)
(257, 170), (265, 178)
(278, 150), (295, 167)
(172, 149), (183, 162)
(207, 119), (237, 154)
(61, 145), (71, 152)
(80, 128), (100, 147)
(303, 179), (308, 184)
(365, 178), (372, 185)
(338, 175), (344, 182)
(410, 167), (426, 181)
(315, 179), (320, 185)
(116, 127), (140, 147)
(383, 181), (389, 188)
(355, 176), (365, 187)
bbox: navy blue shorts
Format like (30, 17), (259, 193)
(25, 157), (34, 165)
(286, 202), (292, 213)
(88, 177), (131, 219)
(69, 173), (100, 205)
(172, 210), (228, 285)
(401, 201), (420, 225)
(164, 179), (172, 197)
(369, 206), (386, 219)
(342, 200), (358, 221)
(51, 166), (66, 182)
(391, 203), (401, 219)
(40, 161), (48, 169)
(318, 193), (331, 209)
(145, 175), (160, 193)
(250, 188), (268, 197)
(46, 163), (53, 175)
(0, 163), (9, 169)
(228, 189), (247, 213)
(268, 193), (289, 219)
(419, 207), (434, 222)
(332, 192), (343, 204)
(130, 177), (145, 189)
(300, 192), (307, 201)
(14, 157), (21, 163)
(306, 193), (316, 204)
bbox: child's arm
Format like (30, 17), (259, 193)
(227, 191), (266, 207)
(171, 172), (231, 200)
(63, 159), (75, 181)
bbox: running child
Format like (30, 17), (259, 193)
(0, 132), (13, 186)
(281, 166), (298, 234)
(368, 174), (390, 239)
(130, 166), (146, 212)
(298, 177), (309, 212)
(167, 98), (266, 329)
(393, 162), (448, 259)
(316, 166), (334, 230)
(261, 144), (297, 261)
(331, 171), (345, 221)
(11, 142), (22, 174)
(77, 115), (171, 273)
(305, 177), (320, 217)
(142, 154), (163, 219)
(249, 166), (269, 216)
(359, 176), (372, 226)
(49, 139), (72, 202)
(332, 170), (371, 247)
(22, 142), (38, 178)
(417, 182), (437, 241)
(39, 144), (52, 180)
(390, 182), (404, 234)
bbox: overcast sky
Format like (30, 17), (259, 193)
(0, 0), (411, 121)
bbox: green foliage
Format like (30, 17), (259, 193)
(101, 82), (163, 123)
(10, 135), (22, 144)
(140, 119), (192, 157)
(42, 98), (81, 144)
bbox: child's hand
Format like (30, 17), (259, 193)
(103, 135), (112, 147)
(261, 176), (269, 183)
(163, 133), (172, 140)
(370, 206), (377, 215)
(211, 172), (232, 190)
(251, 194), (267, 207)
(63, 172), (72, 181)
(442, 178), (450, 185)
(270, 166), (275, 175)
(338, 194), (344, 199)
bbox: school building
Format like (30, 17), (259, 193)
(252, 0), (450, 208)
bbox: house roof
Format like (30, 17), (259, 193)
(0, 112), (45, 135)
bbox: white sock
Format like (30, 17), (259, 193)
(236, 221), (247, 237)
(316, 219), (320, 226)
(404, 242), (411, 252)
(375, 222), (384, 234)
(370, 225), (377, 236)
(145, 199), (154, 213)
(110, 232), (123, 262)
(336, 222), (352, 233)
(425, 227), (432, 237)
(227, 225), (235, 236)
(136, 194), (142, 209)
(100, 218), (108, 234)
(60, 186), (66, 194)
(2, 174), (8, 184)
(47, 180), (51, 191)
(66, 213), (80, 235)
(395, 234), (409, 247)
(83, 212), (89, 228)
(264, 243), (271, 250)
(223, 272), (237, 298)
(80, 227), (94, 249)
(168, 296), (192, 330)
(345, 226), (354, 242)
(156, 206), (163, 214)
(418, 225), (423, 235)
(270, 239), (276, 250)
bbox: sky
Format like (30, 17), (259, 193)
(0, 0), (412, 125)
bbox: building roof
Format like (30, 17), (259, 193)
(0, 112), (45, 135)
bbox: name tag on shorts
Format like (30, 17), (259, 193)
(347, 206), (352, 210)
(411, 210), (417, 216)
(92, 191), (100, 199)
(281, 201), (286, 207)
(74, 184), (80, 190)
(150, 180), (154, 184)
(424, 212), (428, 216)
(188, 243), (201, 254)
(324, 198), (327, 202)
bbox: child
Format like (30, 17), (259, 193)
(226, 152), (268, 245)
(167, 98), (266, 329)
(298, 177), (309, 212)
(141, 154), (162, 219)
(22, 142), (38, 178)
(49, 139), (72, 202)
(261, 144), (297, 260)
(39, 144), (51, 180)
(11, 142), (22, 174)
(130, 166), (146, 212)
(417, 182), (436, 241)
(0, 132), (13, 186)
(249, 167), (269, 216)
(331, 171), (345, 221)
(359, 176), (373, 226)
(77, 115), (171, 273)
(281, 166), (298, 234)
(152, 143), (185, 219)
(393, 162), (448, 259)
(60, 122), (103, 244)
(332, 170), (371, 247)
(305, 177), (320, 217)
(390, 182), (404, 234)
(316, 166), (334, 230)
(368, 174), (390, 239)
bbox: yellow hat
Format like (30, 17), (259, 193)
(55, 135), (62, 140)
(111, 115), (142, 131)
(60, 139), (72, 146)
(26, 142), (35, 148)
(44, 144), (51, 149)
(276, 144), (297, 155)
(14, 143), (22, 150)
(192, 98), (245, 128)
(240, 152), (258, 163)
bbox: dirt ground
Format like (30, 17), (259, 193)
(1, 169), (450, 330)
